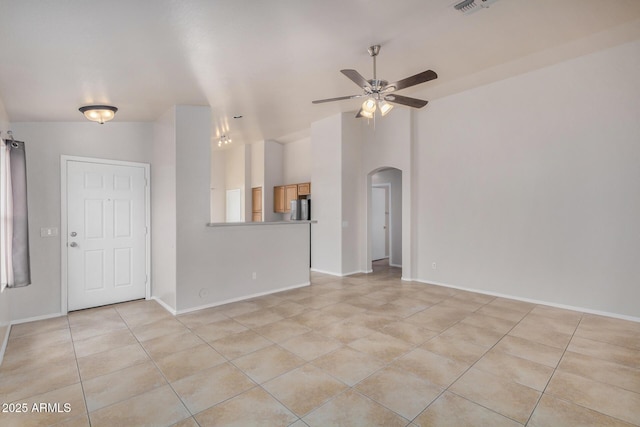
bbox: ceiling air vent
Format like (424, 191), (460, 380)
(454, 0), (498, 15)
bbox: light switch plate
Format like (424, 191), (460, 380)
(40, 227), (59, 237)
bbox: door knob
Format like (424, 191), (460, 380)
(69, 242), (78, 247)
(70, 232), (77, 237)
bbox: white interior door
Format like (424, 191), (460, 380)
(67, 160), (147, 311)
(372, 186), (388, 261)
(226, 188), (242, 222)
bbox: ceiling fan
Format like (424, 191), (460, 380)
(312, 45), (438, 118)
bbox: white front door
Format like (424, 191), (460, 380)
(371, 186), (388, 261)
(67, 160), (147, 311)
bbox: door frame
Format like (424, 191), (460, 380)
(371, 183), (391, 262)
(60, 155), (151, 315)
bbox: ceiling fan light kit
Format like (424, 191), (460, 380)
(312, 45), (437, 119)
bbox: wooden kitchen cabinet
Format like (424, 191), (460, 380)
(252, 187), (262, 221)
(284, 185), (298, 213)
(297, 182), (311, 196)
(274, 185), (285, 213)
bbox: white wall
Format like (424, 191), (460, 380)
(263, 140), (283, 222)
(152, 108), (178, 309)
(372, 168), (402, 267)
(283, 137), (311, 184)
(0, 97), (11, 359)
(310, 115), (342, 275)
(341, 115), (363, 275)
(414, 39), (640, 318)
(251, 141), (264, 189)
(10, 122), (153, 321)
(210, 147), (226, 223)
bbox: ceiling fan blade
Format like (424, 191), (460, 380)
(355, 108), (364, 118)
(386, 70), (437, 92)
(312, 94), (364, 104)
(341, 69), (372, 88)
(384, 94), (429, 109)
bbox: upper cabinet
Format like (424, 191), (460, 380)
(274, 182), (311, 213)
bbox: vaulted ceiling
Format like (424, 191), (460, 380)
(1, 0), (639, 144)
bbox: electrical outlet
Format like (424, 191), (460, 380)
(40, 227), (59, 237)
(252, 272), (257, 280)
(432, 262), (437, 270)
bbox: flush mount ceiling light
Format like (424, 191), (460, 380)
(217, 135), (232, 147)
(79, 105), (118, 124)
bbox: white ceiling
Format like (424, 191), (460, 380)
(1, 0), (639, 145)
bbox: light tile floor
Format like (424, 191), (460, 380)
(1, 261), (640, 426)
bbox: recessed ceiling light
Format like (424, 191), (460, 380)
(233, 115), (243, 119)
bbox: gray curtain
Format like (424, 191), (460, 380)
(9, 141), (30, 287)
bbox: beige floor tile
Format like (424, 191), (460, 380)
(355, 366), (442, 419)
(405, 305), (471, 332)
(67, 306), (123, 327)
(280, 332), (343, 361)
(0, 360), (80, 403)
(269, 300), (307, 318)
(51, 413), (91, 427)
(474, 350), (554, 391)
(262, 364), (347, 416)
(508, 320), (572, 349)
(312, 347), (385, 386)
(194, 386), (297, 427)
(315, 320), (377, 344)
(303, 389), (408, 427)
(296, 296), (341, 310)
(420, 335), (488, 365)
(82, 360), (166, 412)
(450, 290), (495, 305)
(392, 348), (469, 388)
(568, 336), (640, 369)
(247, 293), (286, 308)
(348, 331), (412, 363)
(72, 329), (137, 358)
(7, 328), (72, 354)
(172, 362), (255, 413)
(175, 307), (228, 329)
(529, 394), (635, 427)
(438, 296), (486, 312)
(0, 383), (85, 427)
(141, 331), (204, 360)
(70, 318), (128, 341)
(546, 370), (640, 425)
(89, 384), (190, 427)
(484, 297), (535, 314)
(439, 323), (504, 348)
(366, 301), (426, 319)
(530, 305), (583, 323)
(232, 344), (305, 383)
(413, 391), (521, 427)
(252, 318), (311, 342)
(449, 368), (541, 424)
(231, 308), (284, 328)
(346, 312), (398, 330)
(319, 302), (366, 319)
(213, 301), (263, 317)
(9, 316), (69, 339)
(346, 295), (386, 310)
(131, 317), (189, 342)
(210, 330), (272, 360)
(288, 310), (344, 329)
(459, 312), (518, 334)
(377, 321), (438, 346)
(492, 335), (563, 367)
(476, 303), (529, 323)
(576, 314), (640, 350)
(558, 351), (640, 394)
(77, 343), (149, 380)
(1, 340), (76, 375)
(520, 312), (580, 335)
(192, 318), (248, 342)
(170, 417), (199, 427)
(155, 343), (226, 382)
(116, 304), (173, 329)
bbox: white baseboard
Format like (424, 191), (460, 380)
(389, 263), (402, 268)
(157, 281), (312, 316)
(11, 312), (64, 325)
(151, 297), (177, 316)
(0, 323), (10, 366)
(413, 278), (640, 323)
(310, 268), (342, 276)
